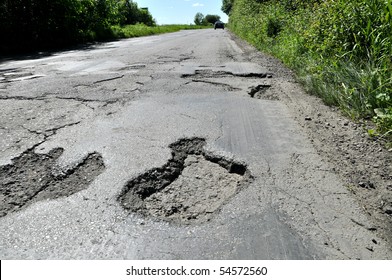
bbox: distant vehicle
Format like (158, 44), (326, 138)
(214, 21), (225, 30)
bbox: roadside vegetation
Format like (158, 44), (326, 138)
(111, 23), (209, 39)
(225, 0), (392, 140)
(0, 0), (207, 54)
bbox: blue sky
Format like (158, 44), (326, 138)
(134, 0), (228, 25)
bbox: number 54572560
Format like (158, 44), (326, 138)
(219, 267), (267, 276)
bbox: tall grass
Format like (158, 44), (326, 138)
(229, 0), (392, 139)
(111, 24), (210, 38)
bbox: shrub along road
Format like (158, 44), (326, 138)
(0, 29), (391, 259)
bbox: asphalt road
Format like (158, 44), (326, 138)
(0, 29), (391, 259)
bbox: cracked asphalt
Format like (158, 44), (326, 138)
(1, 29), (391, 259)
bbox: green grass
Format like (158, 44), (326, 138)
(228, 0), (392, 140)
(110, 24), (211, 39)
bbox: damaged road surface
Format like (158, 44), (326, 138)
(1, 30), (391, 259)
(119, 137), (252, 224)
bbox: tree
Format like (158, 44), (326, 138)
(0, 0), (157, 53)
(137, 8), (155, 26)
(119, 0), (154, 26)
(204, 14), (221, 25)
(0, 0), (85, 50)
(221, 0), (234, 15)
(194, 12), (204, 25)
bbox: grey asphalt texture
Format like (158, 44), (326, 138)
(0, 29), (391, 259)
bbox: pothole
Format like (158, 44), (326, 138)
(182, 69), (233, 79)
(248, 84), (279, 100)
(182, 69), (269, 79)
(0, 148), (105, 217)
(119, 138), (253, 224)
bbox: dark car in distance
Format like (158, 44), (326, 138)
(214, 21), (225, 30)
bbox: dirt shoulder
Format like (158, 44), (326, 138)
(230, 31), (392, 249)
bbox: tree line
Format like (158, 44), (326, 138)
(0, 0), (155, 54)
(194, 13), (221, 26)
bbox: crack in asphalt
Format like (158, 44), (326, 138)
(0, 94), (123, 108)
(73, 75), (125, 88)
(189, 79), (241, 91)
(22, 121), (81, 138)
(0, 95), (46, 101)
(49, 96), (120, 107)
(93, 75), (125, 84)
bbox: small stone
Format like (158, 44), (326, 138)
(305, 117), (312, 121)
(359, 182), (367, 188)
(358, 181), (375, 189)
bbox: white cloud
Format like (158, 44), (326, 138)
(192, 3), (204, 7)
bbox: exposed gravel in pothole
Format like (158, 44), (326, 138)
(119, 138), (253, 224)
(248, 84), (279, 100)
(0, 147), (105, 217)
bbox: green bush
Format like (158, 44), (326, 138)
(228, 0), (392, 138)
(0, 0), (156, 53)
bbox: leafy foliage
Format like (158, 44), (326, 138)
(119, 0), (155, 26)
(222, 0), (234, 15)
(228, 0), (392, 138)
(0, 0), (155, 53)
(194, 13), (221, 26)
(204, 14), (221, 25)
(194, 12), (205, 25)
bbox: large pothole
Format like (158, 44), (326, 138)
(119, 138), (253, 224)
(0, 148), (105, 217)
